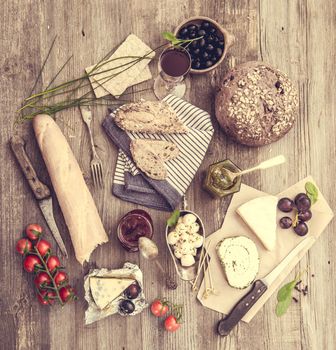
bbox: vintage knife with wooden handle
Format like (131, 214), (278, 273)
(10, 135), (68, 257)
(217, 237), (314, 336)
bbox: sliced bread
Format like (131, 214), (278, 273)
(130, 139), (179, 180)
(115, 101), (188, 134)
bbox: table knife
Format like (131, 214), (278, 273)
(217, 237), (313, 336)
(10, 136), (68, 257)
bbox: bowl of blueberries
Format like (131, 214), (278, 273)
(174, 16), (234, 73)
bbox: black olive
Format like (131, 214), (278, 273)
(206, 44), (215, 52)
(190, 40), (198, 49)
(192, 59), (201, 69)
(215, 47), (223, 58)
(187, 24), (197, 32)
(198, 29), (206, 37)
(218, 41), (224, 49)
(205, 60), (213, 68)
(192, 48), (201, 56)
(178, 27), (189, 38)
(211, 55), (218, 63)
(205, 34), (216, 43)
(208, 26), (217, 34)
(201, 21), (211, 30)
(189, 31), (197, 39)
(275, 81), (281, 89)
(202, 51), (209, 60)
(198, 38), (206, 48)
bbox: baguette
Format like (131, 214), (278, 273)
(130, 139), (179, 180)
(33, 114), (108, 264)
(115, 101), (188, 134)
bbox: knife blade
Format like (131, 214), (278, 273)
(10, 135), (68, 257)
(217, 237), (314, 336)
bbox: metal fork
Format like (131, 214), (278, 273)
(79, 106), (104, 188)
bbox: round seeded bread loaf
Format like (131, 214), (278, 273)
(215, 61), (299, 146)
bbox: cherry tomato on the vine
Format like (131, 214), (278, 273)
(164, 315), (181, 332)
(26, 224), (43, 240)
(35, 239), (51, 257)
(59, 286), (76, 303)
(34, 272), (51, 289)
(23, 255), (42, 273)
(150, 299), (169, 317)
(37, 290), (56, 305)
(54, 271), (68, 287)
(16, 238), (32, 255)
(46, 256), (61, 273)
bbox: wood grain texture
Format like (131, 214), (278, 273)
(0, 0), (335, 349)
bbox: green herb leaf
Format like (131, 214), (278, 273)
(305, 182), (318, 204)
(275, 296), (292, 317)
(277, 280), (297, 302)
(162, 31), (177, 43)
(275, 273), (301, 317)
(167, 209), (180, 227)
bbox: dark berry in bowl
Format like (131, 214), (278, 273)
(277, 197), (294, 212)
(205, 34), (216, 43)
(210, 55), (218, 63)
(295, 193), (311, 212)
(279, 217), (292, 229)
(190, 40), (199, 49)
(218, 41), (225, 49)
(119, 299), (135, 314)
(293, 221), (309, 236)
(208, 25), (217, 34)
(298, 210), (312, 222)
(124, 283), (141, 299)
(191, 48), (201, 56)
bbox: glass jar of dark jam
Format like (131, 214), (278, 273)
(117, 210), (153, 252)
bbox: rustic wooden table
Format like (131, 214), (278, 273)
(1, 1), (335, 349)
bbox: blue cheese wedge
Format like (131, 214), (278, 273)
(216, 236), (259, 289)
(90, 277), (135, 309)
(236, 195), (278, 251)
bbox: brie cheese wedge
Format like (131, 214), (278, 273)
(90, 277), (135, 309)
(236, 195), (278, 251)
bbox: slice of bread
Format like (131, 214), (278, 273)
(115, 101), (188, 134)
(130, 139), (179, 180)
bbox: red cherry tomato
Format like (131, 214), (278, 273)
(164, 315), (181, 332)
(150, 299), (169, 317)
(59, 286), (75, 303)
(34, 272), (51, 289)
(23, 255), (42, 273)
(35, 239), (51, 257)
(46, 256), (60, 273)
(26, 224), (43, 240)
(54, 271), (68, 287)
(37, 290), (56, 305)
(16, 238), (32, 255)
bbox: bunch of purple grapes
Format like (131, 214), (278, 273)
(277, 193), (312, 236)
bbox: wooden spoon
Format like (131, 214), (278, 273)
(224, 155), (286, 183)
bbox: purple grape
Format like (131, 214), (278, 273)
(124, 283), (141, 299)
(294, 193), (311, 212)
(293, 221), (309, 236)
(277, 198), (294, 212)
(119, 299), (135, 314)
(279, 217), (292, 229)
(298, 210), (312, 222)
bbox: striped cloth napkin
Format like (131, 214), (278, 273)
(102, 94), (214, 211)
